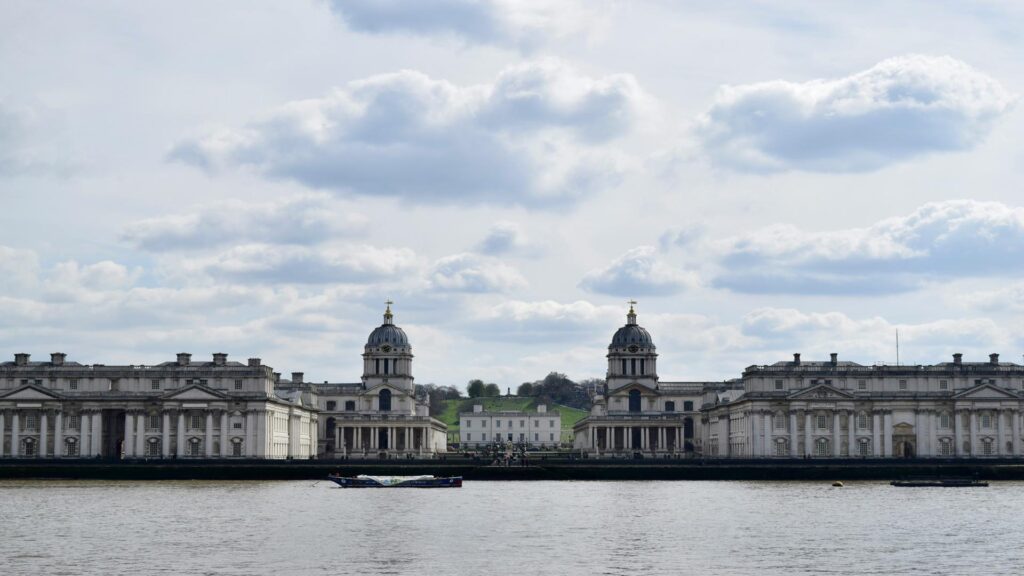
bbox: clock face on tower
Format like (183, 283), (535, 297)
(628, 345), (639, 353)
(381, 345), (392, 353)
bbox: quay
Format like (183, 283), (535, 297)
(3, 458), (1024, 481)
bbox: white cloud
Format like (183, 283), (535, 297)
(325, 0), (605, 50)
(169, 60), (644, 207)
(579, 246), (698, 297)
(120, 193), (367, 251)
(714, 200), (1024, 294)
(428, 252), (527, 293)
(0, 246), (40, 292)
(695, 55), (1015, 173)
(476, 221), (539, 256)
(189, 243), (419, 284)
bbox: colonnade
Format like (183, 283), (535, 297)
(335, 424), (433, 455)
(586, 424), (685, 453)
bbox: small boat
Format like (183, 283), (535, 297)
(832, 481), (844, 487)
(326, 474), (462, 488)
(890, 477), (988, 488)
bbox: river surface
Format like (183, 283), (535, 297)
(1, 479), (1022, 575)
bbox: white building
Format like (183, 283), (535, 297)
(573, 305), (704, 456)
(459, 404), (561, 448)
(0, 352), (318, 459)
(309, 304), (447, 458)
(705, 352), (1024, 459)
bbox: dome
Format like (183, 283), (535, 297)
(609, 303), (655, 349)
(366, 303), (409, 347)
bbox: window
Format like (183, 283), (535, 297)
(149, 414), (161, 430)
(25, 413), (38, 430)
(549, 420), (555, 428)
(383, 358), (390, 375)
(533, 420), (539, 427)
(190, 413), (204, 430)
(899, 380), (908, 390)
(496, 420), (501, 428)
(628, 389), (641, 412)
(939, 413), (951, 429)
(508, 420), (513, 428)
(375, 359), (380, 374)
(232, 442), (243, 456)
(640, 359), (646, 375)
(466, 433), (471, 441)
(199, 379), (208, 386)
(151, 379), (160, 390)
(69, 379), (78, 390)
(815, 438), (829, 456)
(665, 401), (675, 412)
(188, 439), (202, 456)
(379, 389), (392, 412)
(683, 401), (694, 412)
(858, 439), (871, 456)
(234, 380), (243, 390)
(982, 439), (994, 456)
(65, 438), (79, 456)
(21, 438), (36, 456)
(981, 413), (992, 429)
(480, 420), (486, 427)
(774, 380), (784, 390)
(233, 422), (242, 429)
(465, 420), (471, 428)
(481, 433), (487, 441)
(816, 414), (828, 430)
(631, 358), (637, 376)
(326, 401), (336, 411)
(519, 433), (525, 441)
(858, 380), (866, 390)
(549, 433), (555, 441)
(857, 413), (868, 430)
(520, 420), (525, 428)
(774, 440), (788, 457)
(67, 415), (80, 430)
(345, 401), (355, 411)
(621, 359), (626, 375)
(939, 380), (948, 390)
(507, 433), (513, 441)
(147, 439), (161, 457)
(774, 414), (786, 430)
(939, 439), (952, 456)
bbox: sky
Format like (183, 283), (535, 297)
(2, 1), (1024, 388)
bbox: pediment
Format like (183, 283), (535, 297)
(953, 384), (1019, 400)
(609, 383), (659, 396)
(789, 384), (854, 401)
(363, 382), (408, 396)
(0, 385), (62, 400)
(163, 385), (227, 401)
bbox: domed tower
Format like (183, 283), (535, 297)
(606, 301), (658, 391)
(362, 302), (414, 392)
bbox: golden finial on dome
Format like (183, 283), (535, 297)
(384, 299), (394, 323)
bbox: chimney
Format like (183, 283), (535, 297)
(537, 404), (547, 413)
(273, 372), (281, 383)
(176, 353), (191, 366)
(793, 353), (801, 366)
(830, 353), (838, 366)
(292, 372), (304, 384)
(248, 357), (261, 367)
(990, 353), (1000, 366)
(953, 353), (963, 365)
(51, 352), (66, 366)
(473, 404), (483, 413)
(14, 353), (29, 366)
(212, 353), (228, 366)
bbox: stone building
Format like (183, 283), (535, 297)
(704, 352), (1024, 458)
(306, 304), (447, 458)
(573, 304), (705, 456)
(459, 404), (561, 448)
(0, 352), (317, 459)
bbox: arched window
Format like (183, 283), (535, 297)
(147, 438), (161, 457)
(774, 438), (789, 457)
(22, 438), (37, 457)
(64, 437), (79, 457)
(683, 417), (694, 439)
(774, 412), (787, 430)
(939, 413), (951, 429)
(188, 438), (202, 457)
(384, 359), (390, 375)
(981, 413), (992, 429)
(628, 390), (641, 412)
(938, 438), (952, 456)
(379, 389), (392, 412)
(857, 438), (871, 456)
(857, 412), (868, 430)
(814, 438), (829, 456)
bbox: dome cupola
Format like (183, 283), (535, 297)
(609, 301), (655, 350)
(362, 301), (414, 392)
(366, 302), (409, 347)
(606, 301), (658, 391)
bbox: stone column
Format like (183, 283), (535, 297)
(54, 411), (63, 457)
(721, 417), (730, 457)
(970, 411), (978, 457)
(750, 414), (759, 457)
(872, 412), (881, 457)
(954, 410), (964, 457)
(124, 412), (135, 458)
(79, 412), (89, 457)
(641, 427), (647, 450)
(40, 411), (49, 457)
(162, 412), (171, 458)
(789, 412), (798, 458)
(764, 413), (773, 457)
(0, 412), (5, 457)
(244, 411), (255, 457)
(1013, 410), (1021, 456)
(177, 411), (186, 457)
(847, 411), (855, 457)
(883, 412), (893, 458)
(928, 410), (937, 458)
(205, 412), (214, 457)
(11, 411), (20, 457)
(136, 413), (145, 457)
(92, 412), (103, 457)
(995, 410), (1003, 456)
(832, 412), (841, 457)
(804, 412), (812, 457)
(220, 411), (229, 458)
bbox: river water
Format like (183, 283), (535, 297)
(1, 479), (1021, 575)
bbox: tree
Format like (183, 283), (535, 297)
(467, 379), (485, 398)
(483, 383), (501, 397)
(516, 382), (534, 396)
(530, 372), (591, 410)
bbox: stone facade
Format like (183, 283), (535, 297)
(459, 404), (561, 448)
(0, 352), (317, 459)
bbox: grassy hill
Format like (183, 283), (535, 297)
(438, 397), (588, 443)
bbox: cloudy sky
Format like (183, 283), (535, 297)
(2, 1), (1024, 387)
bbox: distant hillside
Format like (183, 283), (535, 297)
(438, 397), (587, 440)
